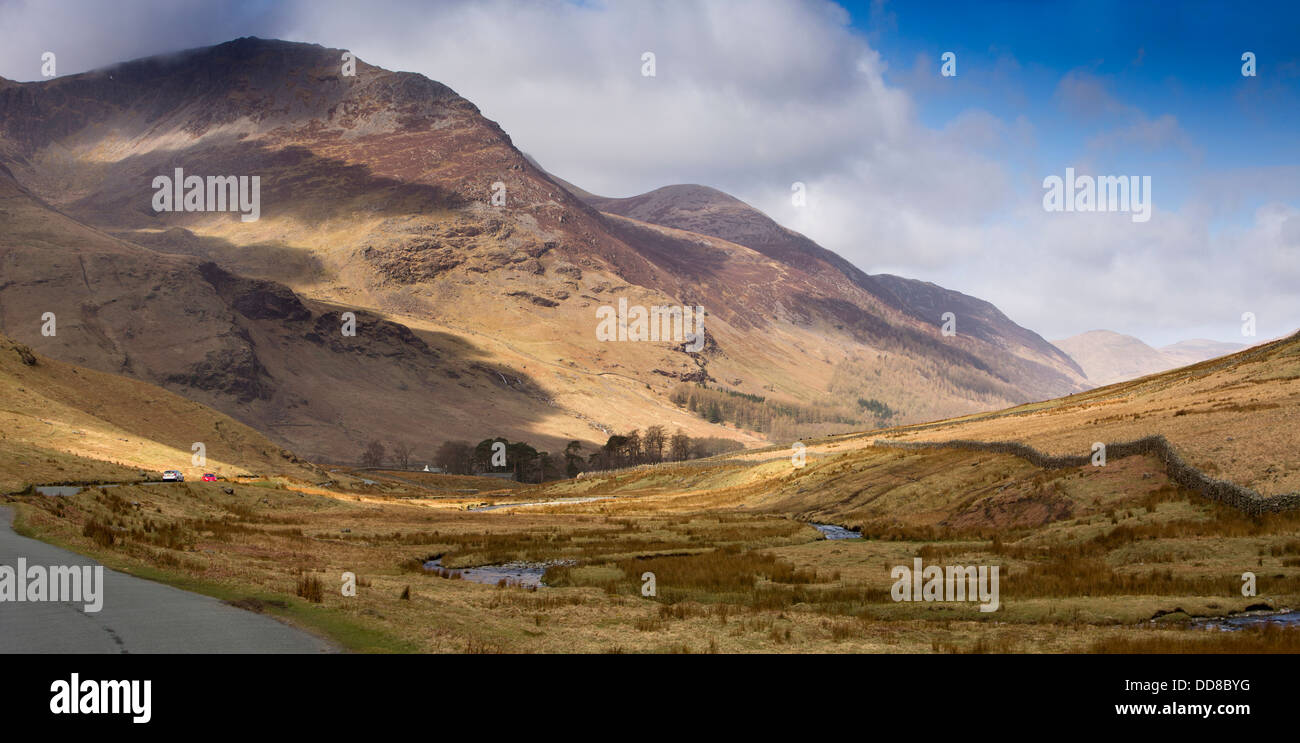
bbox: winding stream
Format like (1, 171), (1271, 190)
(469, 497), (611, 512)
(1193, 610), (1300, 631)
(423, 557), (573, 588)
(812, 523), (863, 540)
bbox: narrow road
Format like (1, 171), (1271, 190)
(0, 506), (333, 653)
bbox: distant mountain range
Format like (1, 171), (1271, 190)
(0, 37), (1088, 460)
(1052, 330), (1246, 386)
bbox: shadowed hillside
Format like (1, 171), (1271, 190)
(0, 333), (323, 492)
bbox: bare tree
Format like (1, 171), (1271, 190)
(669, 430), (691, 461)
(391, 441), (413, 470)
(643, 425), (666, 463)
(360, 440), (386, 468)
(689, 438), (711, 460)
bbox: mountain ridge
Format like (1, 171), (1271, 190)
(547, 171), (1085, 389)
(1, 37), (1088, 459)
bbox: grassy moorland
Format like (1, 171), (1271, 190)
(8, 459), (1299, 653)
(4, 333), (1300, 652)
(857, 330), (1300, 496)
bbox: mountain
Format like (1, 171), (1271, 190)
(1159, 338), (1247, 368)
(547, 182), (1087, 405)
(0, 37), (1086, 459)
(566, 182), (1083, 373)
(1051, 330), (1175, 386)
(1054, 330), (1246, 386)
(0, 158), (583, 462)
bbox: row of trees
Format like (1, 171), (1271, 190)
(360, 440), (413, 469)
(585, 426), (744, 469)
(669, 383), (859, 434)
(359, 428), (745, 483)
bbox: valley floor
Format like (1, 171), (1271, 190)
(5, 333), (1299, 653)
(5, 445), (1299, 653)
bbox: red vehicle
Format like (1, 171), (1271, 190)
(201, 473), (218, 482)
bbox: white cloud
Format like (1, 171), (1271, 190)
(277, 0), (917, 197)
(0, 0), (287, 80)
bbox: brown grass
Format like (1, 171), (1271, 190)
(296, 574), (324, 603)
(1089, 624), (1300, 653)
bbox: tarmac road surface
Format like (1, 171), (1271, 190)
(0, 506), (333, 653)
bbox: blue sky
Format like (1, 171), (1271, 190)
(0, 0), (1297, 346)
(851, 0), (1300, 218)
